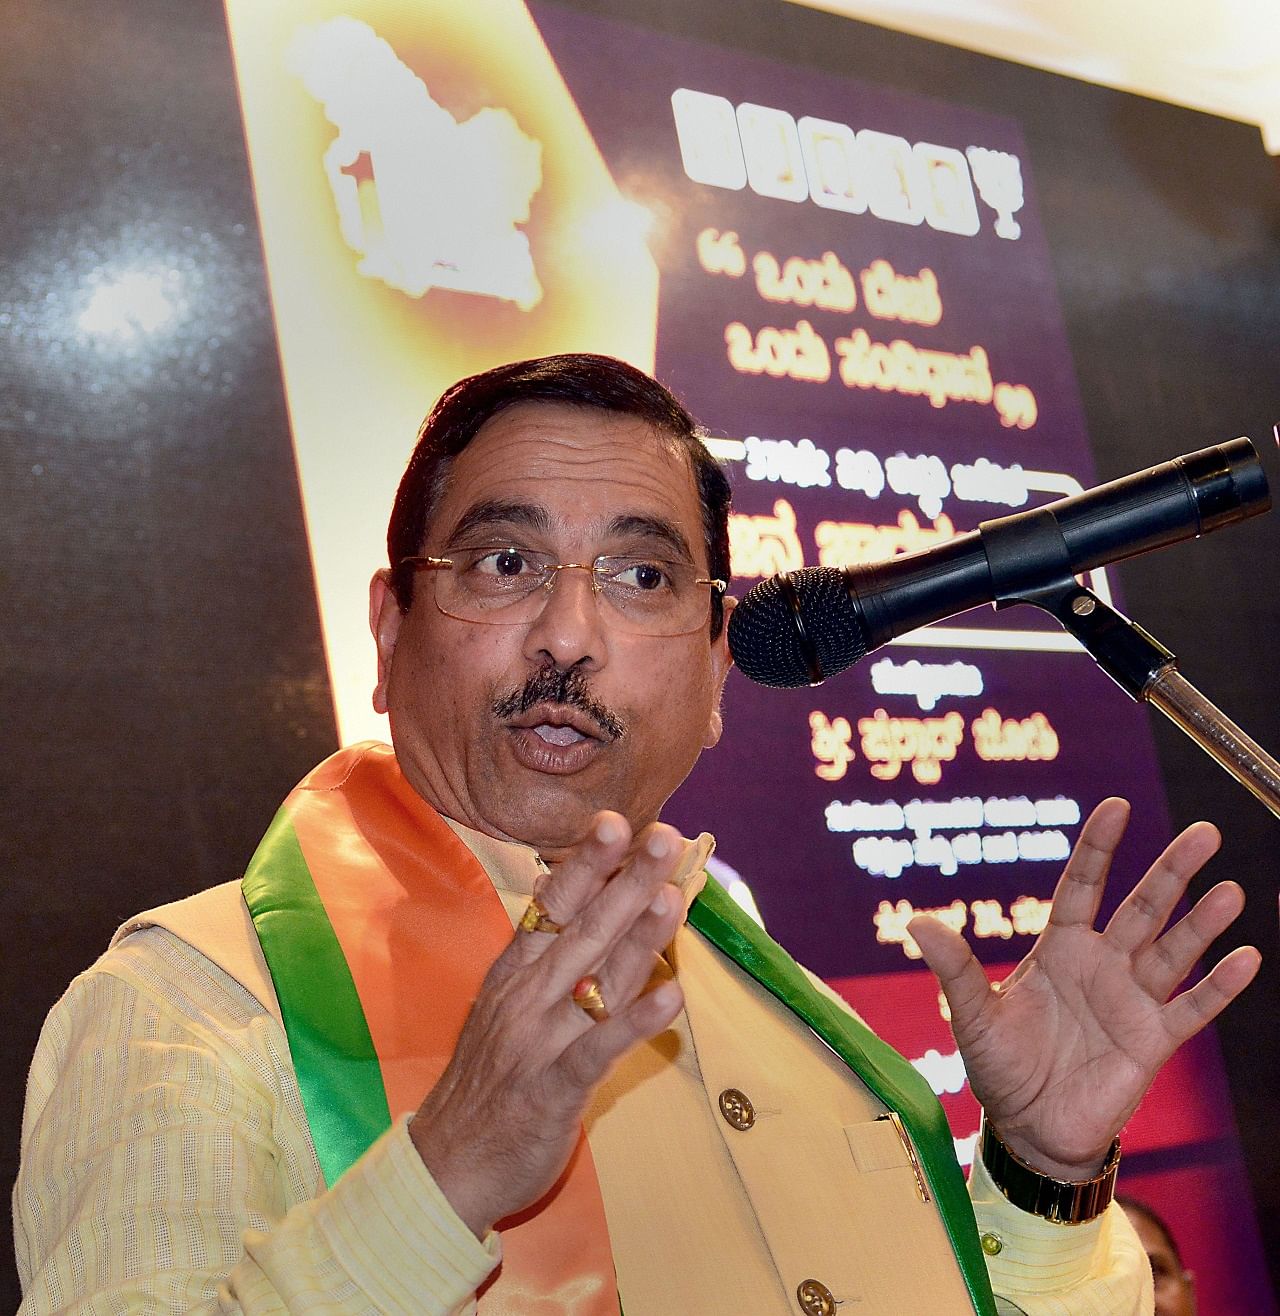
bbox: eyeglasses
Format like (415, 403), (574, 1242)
(402, 545), (727, 637)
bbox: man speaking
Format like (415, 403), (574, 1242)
(15, 355), (1260, 1314)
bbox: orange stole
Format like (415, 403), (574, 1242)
(288, 743), (620, 1313)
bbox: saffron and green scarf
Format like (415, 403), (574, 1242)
(242, 743), (996, 1315)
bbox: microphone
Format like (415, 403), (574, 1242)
(727, 438), (1270, 688)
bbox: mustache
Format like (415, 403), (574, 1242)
(492, 666), (626, 742)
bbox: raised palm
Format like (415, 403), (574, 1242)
(910, 798), (1260, 1179)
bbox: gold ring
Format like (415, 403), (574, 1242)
(519, 895), (562, 935)
(572, 975), (609, 1022)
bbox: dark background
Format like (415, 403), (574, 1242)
(3, 0), (1277, 1310)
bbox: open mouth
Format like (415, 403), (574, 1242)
(504, 702), (612, 774)
(506, 701), (608, 743)
(530, 723), (589, 746)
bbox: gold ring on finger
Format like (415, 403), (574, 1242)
(572, 974), (609, 1022)
(519, 895), (562, 935)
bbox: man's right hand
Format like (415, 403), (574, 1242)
(407, 811), (687, 1238)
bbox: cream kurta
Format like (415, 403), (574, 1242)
(14, 821), (1150, 1315)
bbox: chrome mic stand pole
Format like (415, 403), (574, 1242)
(1142, 669), (1280, 819)
(1033, 585), (1280, 821)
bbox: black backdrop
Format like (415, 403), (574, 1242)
(3, 0), (1278, 1309)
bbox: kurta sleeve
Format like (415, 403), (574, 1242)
(14, 930), (499, 1315)
(970, 1153), (1153, 1316)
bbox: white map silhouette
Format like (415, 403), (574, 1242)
(287, 17), (543, 308)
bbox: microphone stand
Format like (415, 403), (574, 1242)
(978, 506), (1280, 820)
(1015, 583), (1280, 821)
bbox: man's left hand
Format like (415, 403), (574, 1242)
(909, 797), (1261, 1181)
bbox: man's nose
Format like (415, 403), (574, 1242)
(520, 565), (608, 670)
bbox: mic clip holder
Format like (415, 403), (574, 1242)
(979, 510), (1280, 819)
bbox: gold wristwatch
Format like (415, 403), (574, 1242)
(979, 1117), (1121, 1224)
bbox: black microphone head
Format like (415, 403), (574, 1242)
(728, 567), (871, 688)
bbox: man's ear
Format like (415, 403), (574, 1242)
(369, 569), (405, 715)
(704, 594), (736, 750)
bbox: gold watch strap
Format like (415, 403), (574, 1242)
(979, 1117), (1120, 1224)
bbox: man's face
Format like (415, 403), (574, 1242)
(1123, 1207), (1196, 1316)
(370, 400), (733, 857)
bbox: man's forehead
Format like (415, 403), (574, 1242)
(434, 400), (702, 522)
(1123, 1209), (1179, 1262)
(469, 398), (688, 460)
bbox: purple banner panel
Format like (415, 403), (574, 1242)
(532, 2), (1172, 978)
(530, 10), (1274, 1309)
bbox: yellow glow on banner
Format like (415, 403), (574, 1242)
(224, 0), (659, 743)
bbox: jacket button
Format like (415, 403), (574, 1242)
(718, 1087), (756, 1130)
(796, 1278), (836, 1315)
